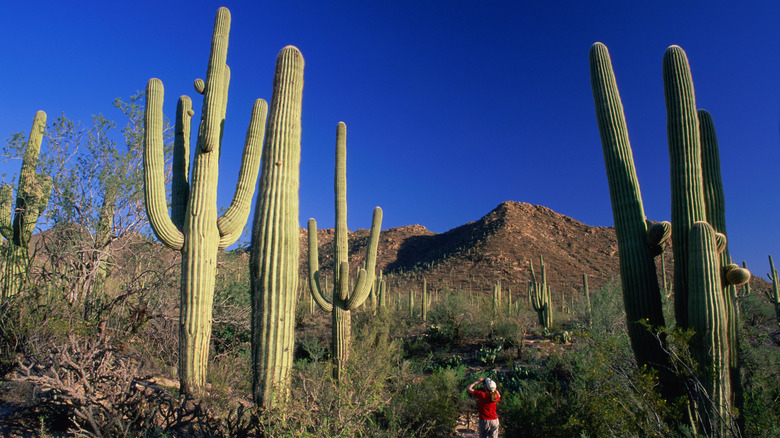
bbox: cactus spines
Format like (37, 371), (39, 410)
(1, 111), (52, 300)
(307, 122), (383, 379)
(143, 7), (267, 395)
(251, 44), (304, 407)
(589, 42), (666, 367)
(529, 256), (553, 329)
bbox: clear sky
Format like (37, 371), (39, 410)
(1, 1), (778, 273)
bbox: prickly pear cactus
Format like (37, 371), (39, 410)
(143, 7), (266, 395)
(0, 111), (52, 300)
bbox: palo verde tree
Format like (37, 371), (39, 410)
(143, 7), (266, 395)
(1, 94), (166, 312)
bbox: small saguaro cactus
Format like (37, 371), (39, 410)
(421, 277), (428, 321)
(766, 255), (780, 324)
(251, 45), (304, 408)
(1, 111), (52, 300)
(529, 256), (553, 329)
(143, 7), (267, 395)
(307, 122), (382, 380)
(376, 271), (387, 316)
(492, 280), (501, 316)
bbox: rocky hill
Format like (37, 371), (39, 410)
(302, 201), (673, 301)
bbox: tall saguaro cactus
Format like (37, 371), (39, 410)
(143, 7), (266, 395)
(1, 111), (52, 300)
(589, 43), (669, 369)
(590, 42), (749, 433)
(307, 122), (382, 379)
(251, 45), (304, 408)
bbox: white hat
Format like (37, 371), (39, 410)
(485, 378), (497, 392)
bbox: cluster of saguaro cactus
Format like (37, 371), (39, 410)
(307, 122), (382, 380)
(529, 256), (553, 329)
(250, 44), (305, 407)
(767, 256), (780, 324)
(590, 42), (749, 435)
(143, 7), (268, 395)
(0, 111), (52, 300)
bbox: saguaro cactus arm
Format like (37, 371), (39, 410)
(344, 206), (383, 310)
(196, 7), (230, 154)
(171, 96), (193, 230)
(307, 217), (334, 312)
(217, 98), (268, 249)
(12, 111), (52, 246)
(144, 79), (185, 250)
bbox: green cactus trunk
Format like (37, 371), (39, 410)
(0, 111), (52, 301)
(589, 43), (669, 369)
(698, 108), (744, 416)
(664, 45), (707, 329)
(306, 122), (382, 380)
(251, 45), (304, 407)
(688, 222), (734, 437)
(143, 7), (267, 395)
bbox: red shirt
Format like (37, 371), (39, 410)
(472, 390), (500, 420)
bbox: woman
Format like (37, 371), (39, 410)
(466, 377), (501, 438)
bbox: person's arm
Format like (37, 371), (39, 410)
(466, 377), (484, 395)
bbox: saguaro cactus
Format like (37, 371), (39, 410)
(688, 221), (734, 436)
(143, 7), (266, 395)
(590, 42), (750, 432)
(767, 255), (780, 324)
(589, 42), (669, 369)
(0, 111), (52, 300)
(251, 45), (304, 407)
(529, 256), (553, 329)
(421, 277), (429, 321)
(307, 122), (382, 379)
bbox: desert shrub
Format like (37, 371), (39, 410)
(499, 379), (562, 438)
(386, 366), (465, 437)
(588, 280), (627, 335)
(257, 318), (408, 437)
(427, 290), (475, 343)
(739, 295), (780, 437)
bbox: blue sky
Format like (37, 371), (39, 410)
(1, 1), (778, 273)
